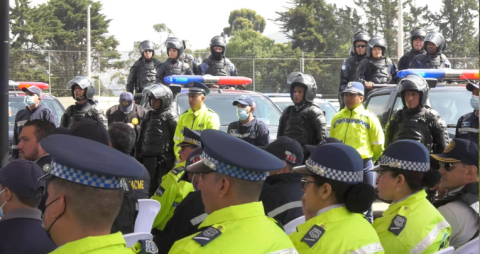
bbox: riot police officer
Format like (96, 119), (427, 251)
(338, 31), (370, 109)
(277, 72), (326, 157)
(356, 37), (398, 94)
(135, 83), (178, 195)
(183, 53), (201, 75)
(60, 76), (107, 129)
(126, 40), (162, 103)
(409, 31), (451, 69)
(157, 37), (192, 85)
(199, 36), (237, 76)
(385, 74), (449, 154)
(398, 28), (426, 70)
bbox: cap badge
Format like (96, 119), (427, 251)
(132, 118), (139, 125)
(43, 164), (51, 173)
(122, 101), (129, 107)
(444, 140), (455, 153)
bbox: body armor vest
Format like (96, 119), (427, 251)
(367, 58), (392, 84)
(347, 55), (366, 81)
(393, 108), (433, 151)
(138, 59), (157, 91)
(162, 60), (187, 76)
(205, 57), (231, 76)
(418, 54), (447, 69)
(66, 102), (94, 128)
(142, 111), (174, 157)
(283, 105), (312, 146)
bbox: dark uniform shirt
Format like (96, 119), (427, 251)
(154, 190), (206, 254)
(12, 105), (57, 159)
(0, 208), (56, 253)
(259, 173), (304, 226)
(111, 180), (138, 235)
(227, 117), (269, 146)
(455, 111), (479, 145)
(129, 168), (151, 200)
(106, 104), (147, 140)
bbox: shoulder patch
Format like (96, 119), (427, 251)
(137, 239), (158, 254)
(388, 215), (407, 236)
(301, 225), (325, 248)
(171, 167), (185, 176)
(155, 186), (165, 197)
(193, 226), (222, 246)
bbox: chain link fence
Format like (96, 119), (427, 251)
(9, 49), (479, 97)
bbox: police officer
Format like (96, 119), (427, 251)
(329, 81), (384, 223)
(39, 135), (156, 253)
(154, 148), (204, 254)
(259, 136), (304, 226)
(199, 36), (237, 76)
(431, 139), (479, 248)
(372, 140), (451, 253)
(278, 72), (326, 157)
(398, 28), (426, 70)
(290, 143), (383, 253)
(356, 37), (398, 94)
(385, 74), (449, 154)
(106, 92), (147, 142)
(227, 95), (269, 146)
(135, 84), (178, 195)
(60, 76), (107, 129)
(126, 40), (163, 104)
(0, 160), (56, 253)
(151, 128), (199, 231)
(12, 85), (57, 159)
(108, 122), (151, 200)
(173, 82), (219, 160)
(339, 31), (370, 109)
(409, 31), (451, 69)
(169, 130), (297, 253)
(455, 82), (479, 144)
(184, 53), (202, 75)
(157, 37), (193, 85)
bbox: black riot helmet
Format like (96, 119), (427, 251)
(139, 40), (155, 57)
(210, 36), (227, 58)
(410, 28), (426, 48)
(287, 72), (317, 103)
(423, 31), (447, 53)
(398, 74), (429, 108)
(166, 37), (185, 60)
(349, 31), (371, 56)
(146, 83), (173, 110)
(367, 37), (387, 57)
(66, 76), (95, 102)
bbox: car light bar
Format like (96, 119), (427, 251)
(397, 69), (479, 80)
(9, 81), (49, 90)
(165, 75), (252, 85)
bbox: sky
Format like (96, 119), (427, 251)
(27, 0), (443, 52)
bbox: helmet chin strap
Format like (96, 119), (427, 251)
(75, 95), (85, 101)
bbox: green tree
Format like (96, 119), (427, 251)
(402, 2), (432, 50)
(334, 6), (365, 57)
(223, 9), (266, 37)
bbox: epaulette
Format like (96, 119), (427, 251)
(301, 225), (325, 248)
(133, 239), (158, 254)
(192, 226), (222, 246)
(207, 108), (216, 113)
(171, 166), (185, 176)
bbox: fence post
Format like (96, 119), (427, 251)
(98, 53), (101, 96)
(48, 51), (51, 94)
(253, 58), (255, 91)
(300, 52), (305, 72)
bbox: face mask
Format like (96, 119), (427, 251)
(24, 95), (36, 107)
(237, 108), (249, 121)
(0, 189), (7, 218)
(43, 197), (63, 242)
(470, 95), (479, 110)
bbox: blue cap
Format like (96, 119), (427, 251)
(233, 95), (255, 108)
(39, 134), (145, 189)
(294, 143), (364, 184)
(431, 138), (479, 167)
(21, 85), (42, 97)
(305, 138), (343, 154)
(177, 127), (201, 147)
(264, 136), (303, 166)
(186, 130), (284, 181)
(0, 160), (45, 200)
(119, 92), (134, 113)
(372, 140), (430, 172)
(187, 82), (210, 95)
(341, 82), (364, 96)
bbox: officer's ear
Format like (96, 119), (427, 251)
(218, 176), (231, 198)
(319, 183), (333, 200)
(396, 174), (406, 188)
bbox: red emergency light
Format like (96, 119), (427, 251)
(9, 81), (49, 90)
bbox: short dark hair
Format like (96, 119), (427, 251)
(23, 119), (56, 142)
(108, 122), (135, 154)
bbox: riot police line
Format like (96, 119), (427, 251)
(3, 29), (479, 254)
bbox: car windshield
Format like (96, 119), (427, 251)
(393, 89), (471, 126)
(9, 96), (64, 131)
(177, 93), (282, 126)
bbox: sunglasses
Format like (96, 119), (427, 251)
(144, 50), (153, 53)
(300, 178), (315, 191)
(355, 45), (367, 48)
(439, 162), (463, 171)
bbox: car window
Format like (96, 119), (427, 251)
(177, 94), (282, 126)
(366, 94), (390, 117)
(275, 101), (292, 111)
(317, 102), (337, 125)
(392, 89), (471, 126)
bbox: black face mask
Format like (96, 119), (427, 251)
(43, 197), (66, 243)
(212, 50), (223, 60)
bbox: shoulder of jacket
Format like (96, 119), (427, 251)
(424, 108), (441, 119)
(207, 108), (217, 114)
